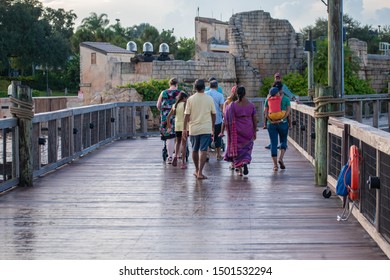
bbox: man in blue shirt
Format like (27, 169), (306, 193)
(205, 77), (223, 94)
(206, 79), (225, 160)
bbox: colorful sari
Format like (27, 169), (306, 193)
(223, 101), (256, 168)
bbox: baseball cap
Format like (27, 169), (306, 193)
(269, 87), (279, 96)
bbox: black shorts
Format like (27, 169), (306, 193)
(175, 131), (183, 138)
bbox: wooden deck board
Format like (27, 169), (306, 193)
(0, 130), (388, 260)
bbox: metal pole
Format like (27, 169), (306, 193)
(328, 0), (343, 99)
(308, 30), (315, 100)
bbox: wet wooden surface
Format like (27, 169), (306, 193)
(0, 130), (387, 260)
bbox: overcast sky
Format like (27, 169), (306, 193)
(42, 0), (390, 38)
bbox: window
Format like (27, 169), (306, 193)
(91, 53), (96, 64)
(201, 28), (207, 43)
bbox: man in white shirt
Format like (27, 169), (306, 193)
(183, 79), (216, 180)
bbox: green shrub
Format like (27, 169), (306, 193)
(124, 79), (192, 101)
(259, 72), (306, 97)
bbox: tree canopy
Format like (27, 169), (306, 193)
(259, 13), (389, 97)
(300, 14), (390, 54)
(71, 18), (185, 59)
(0, 0), (76, 75)
(259, 37), (376, 97)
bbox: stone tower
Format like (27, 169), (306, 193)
(229, 10), (304, 95)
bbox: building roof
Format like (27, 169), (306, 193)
(195, 16), (228, 25)
(80, 42), (133, 55)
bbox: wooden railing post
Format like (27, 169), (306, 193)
(315, 86), (332, 186)
(372, 100), (380, 128)
(353, 101), (362, 123)
(10, 82), (34, 187)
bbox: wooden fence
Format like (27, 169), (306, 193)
(288, 95), (390, 257)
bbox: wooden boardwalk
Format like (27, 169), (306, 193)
(0, 130), (388, 260)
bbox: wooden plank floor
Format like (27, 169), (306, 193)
(0, 130), (388, 260)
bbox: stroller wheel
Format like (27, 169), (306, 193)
(162, 140), (168, 162)
(162, 148), (168, 161)
(322, 187), (332, 198)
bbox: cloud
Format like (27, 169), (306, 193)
(272, 1), (327, 32)
(363, 0), (390, 17)
(41, 0), (390, 38)
(372, 8), (390, 28)
(344, 0), (364, 19)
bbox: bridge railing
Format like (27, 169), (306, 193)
(289, 94), (390, 254)
(2, 95), (389, 191)
(0, 118), (19, 192)
(0, 101), (159, 192)
(2, 95), (390, 250)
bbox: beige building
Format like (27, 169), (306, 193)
(79, 41), (237, 104)
(79, 42), (136, 104)
(195, 17), (229, 56)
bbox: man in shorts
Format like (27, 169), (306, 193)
(183, 79), (216, 179)
(206, 79), (225, 161)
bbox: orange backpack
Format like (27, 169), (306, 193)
(268, 95), (286, 121)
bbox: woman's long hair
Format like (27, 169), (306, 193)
(174, 91), (188, 110)
(236, 86), (246, 101)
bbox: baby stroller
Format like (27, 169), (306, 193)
(210, 137), (225, 152)
(161, 135), (189, 162)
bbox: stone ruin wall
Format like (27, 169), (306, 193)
(150, 52), (237, 96)
(348, 38), (390, 93)
(366, 56), (390, 93)
(140, 10), (305, 98)
(229, 10), (305, 96)
(86, 52), (236, 105)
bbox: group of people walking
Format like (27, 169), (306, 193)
(157, 74), (293, 179)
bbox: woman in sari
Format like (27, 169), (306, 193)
(223, 86), (257, 176)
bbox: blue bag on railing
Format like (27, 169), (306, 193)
(336, 162), (351, 197)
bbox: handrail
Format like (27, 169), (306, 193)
(2, 94), (389, 190)
(288, 100), (390, 257)
(2, 94), (390, 256)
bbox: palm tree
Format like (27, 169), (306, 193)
(79, 12), (110, 39)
